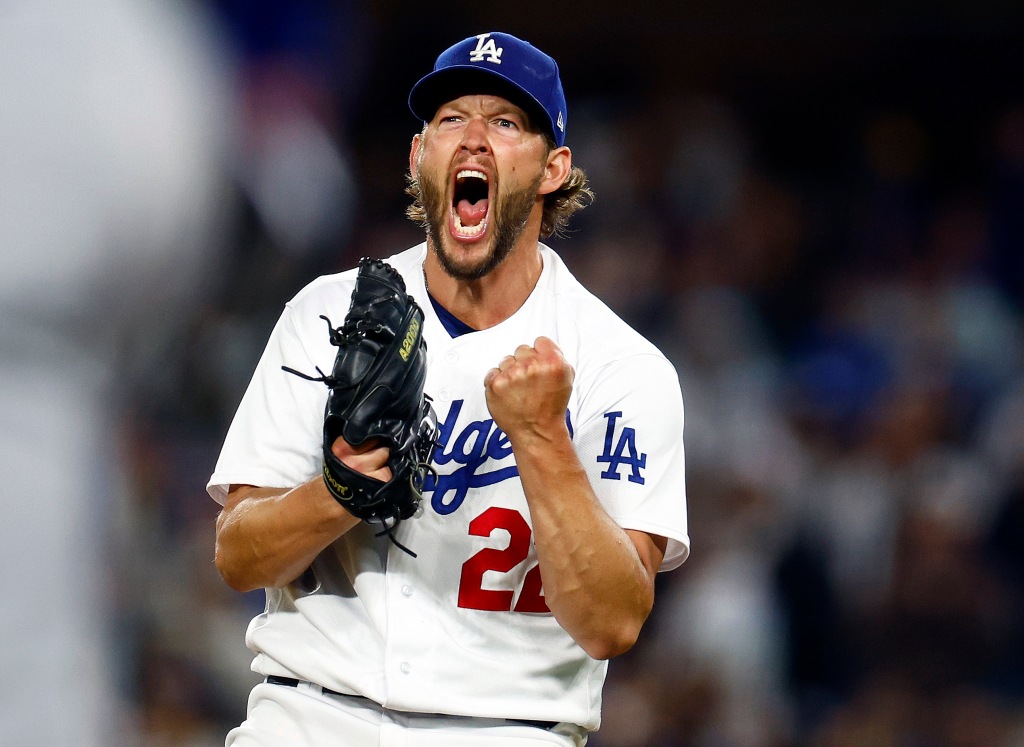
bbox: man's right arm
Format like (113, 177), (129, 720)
(214, 439), (390, 591)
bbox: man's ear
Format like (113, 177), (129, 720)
(409, 133), (423, 179)
(538, 146), (572, 196)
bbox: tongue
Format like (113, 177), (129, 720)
(457, 198), (488, 227)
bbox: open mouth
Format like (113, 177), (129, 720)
(450, 169), (490, 240)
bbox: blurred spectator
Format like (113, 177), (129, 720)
(0, 1), (232, 743)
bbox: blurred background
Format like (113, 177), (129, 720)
(3, 0), (1024, 745)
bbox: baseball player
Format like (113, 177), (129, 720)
(209, 31), (689, 746)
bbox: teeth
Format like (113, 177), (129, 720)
(452, 169), (488, 238)
(453, 213), (487, 237)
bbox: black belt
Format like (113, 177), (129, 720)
(265, 675), (557, 730)
(267, 674), (348, 697)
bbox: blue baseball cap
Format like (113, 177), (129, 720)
(408, 32), (567, 147)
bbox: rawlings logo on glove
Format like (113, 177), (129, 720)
(283, 257), (438, 556)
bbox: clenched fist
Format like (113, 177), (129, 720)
(484, 336), (574, 445)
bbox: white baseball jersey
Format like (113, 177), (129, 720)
(208, 242), (689, 732)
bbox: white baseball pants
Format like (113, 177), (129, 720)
(226, 681), (587, 747)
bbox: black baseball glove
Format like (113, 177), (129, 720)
(284, 257), (437, 554)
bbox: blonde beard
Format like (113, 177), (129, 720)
(418, 169), (541, 281)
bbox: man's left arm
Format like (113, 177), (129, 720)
(484, 336), (677, 660)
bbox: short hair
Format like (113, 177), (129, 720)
(539, 160), (593, 239)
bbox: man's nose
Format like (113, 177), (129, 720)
(459, 116), (490, 153)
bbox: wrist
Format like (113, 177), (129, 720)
(309, 473), (362, 527)
(507, 419), (573, 455)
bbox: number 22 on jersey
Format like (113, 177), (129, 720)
(458, 507), (549, 613)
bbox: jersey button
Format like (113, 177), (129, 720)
(400, 662), (411, 674)
(445, 351), (459, 364)
(437, 388), (451, 402)
(401, 585), (413, 597)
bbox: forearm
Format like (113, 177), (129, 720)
(515, 431), (658, 660)
(214, 477), (360, 592)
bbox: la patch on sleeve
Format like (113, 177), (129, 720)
(596, 411), (647, 484)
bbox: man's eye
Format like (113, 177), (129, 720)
(496, 118), (517, 129)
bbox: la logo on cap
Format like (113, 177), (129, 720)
(469, 33), (502, 64)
